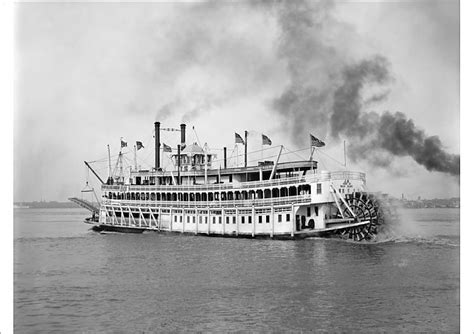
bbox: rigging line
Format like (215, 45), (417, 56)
(134, 130), (156, 165)
(87, 151), (130, 164)
(135, 151), (154, 169)
(317, 156), (329, 171)
(316, 149), (346, 167)
(245, 149), (308, 165)
(192, 126), (202, 147)
(282, 146), (305, 161)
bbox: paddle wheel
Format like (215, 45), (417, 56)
(328, 188), (397, 242)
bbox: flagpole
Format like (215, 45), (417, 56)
(134, 145), (137, 171)
(107, 144), (112, 181)
(309, 135), (315, 173)
(204, 143), (208, 185)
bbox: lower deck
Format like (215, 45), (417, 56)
(98, 203), (325, 238)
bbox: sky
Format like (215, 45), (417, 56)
(14, 0), (460, 202)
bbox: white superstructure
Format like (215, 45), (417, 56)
(78, 121), (387, 241)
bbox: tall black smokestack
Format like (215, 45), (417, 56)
(180, 123), (186, 148)
(177, 144), (181, 185)
(223, 147), (227, 169)
(244, 131), (248, 168)
(154, 121), (160, 170)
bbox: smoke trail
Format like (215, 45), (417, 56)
(330, 55), (392, 139)
(332, 58), (460, 176)
(271, 0), (344, 144)
(269, 0), (459, 176)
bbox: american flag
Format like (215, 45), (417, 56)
(310, 134), (325, 147)
(162, 143), (172, 152)
(235, 132), (245, 144)
(262, 134), (272, 146)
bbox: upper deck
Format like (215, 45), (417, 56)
(102, 170), (366, 193)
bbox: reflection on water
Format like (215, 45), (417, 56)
(15, 208), (459, 332)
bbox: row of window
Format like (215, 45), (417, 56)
(109, 210), (292, 224)
(106, 184), (319, 201)
(174, 213), (292, 224)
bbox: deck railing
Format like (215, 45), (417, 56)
(103, 194), (311, 209)
(102, 171), (365, 193)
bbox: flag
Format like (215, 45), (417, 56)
(310, 134), (325, 147)
(262, 134), (272, 146)
(162, 143), (172, 152)
(136, 141), (144, 150)
(235, 132), (245, 144)
(121, 139), (127, 148)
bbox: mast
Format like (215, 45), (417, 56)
(223, 147), (227, 169)
(134, 144), (137, 171)
(118, 152), (123, 182)
(154, 121), (161, 170)
(107, 144), (112, 183)
(269, 145), (283, 180)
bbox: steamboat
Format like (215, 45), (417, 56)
(70, 121), (393, 241)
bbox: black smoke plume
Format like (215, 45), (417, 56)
(330, 57), (460, 176)
(269, 0), (459, 176)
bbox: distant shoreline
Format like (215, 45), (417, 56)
(14, 201), (87, 209)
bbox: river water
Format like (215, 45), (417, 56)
(14, 207), (459, 332)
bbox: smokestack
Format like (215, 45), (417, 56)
(177, 144), (181, 185)
(154, 121), (160, 170)
(223, 147), (227, 169)
(180, 123), (186, 148)
(244, 131), (248, 168)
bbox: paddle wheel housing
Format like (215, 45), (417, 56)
(325, 191), (397, 241)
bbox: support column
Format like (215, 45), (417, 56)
(182, 210), (185, 233)
(138, 207), (142, 227)
(236, 210), (239, 236)
(158, 207), (162, 231)
(252, 205), (255, 237)
(207, 208), (210, 235)
(195, 210), (198, 235)
(291, 203), (295, 238)
(170, 209), (173, 232)
(222, 210), (225, 235)
(270, 205), (274, 238)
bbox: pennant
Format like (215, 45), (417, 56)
(310, 134), (325, 147)
(235, 132), (245, 145)
(162, 143), (172, 152)
(136, 141), (144, 151)
(262, 134), (272, 146)
(121, 139), (127, 148)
